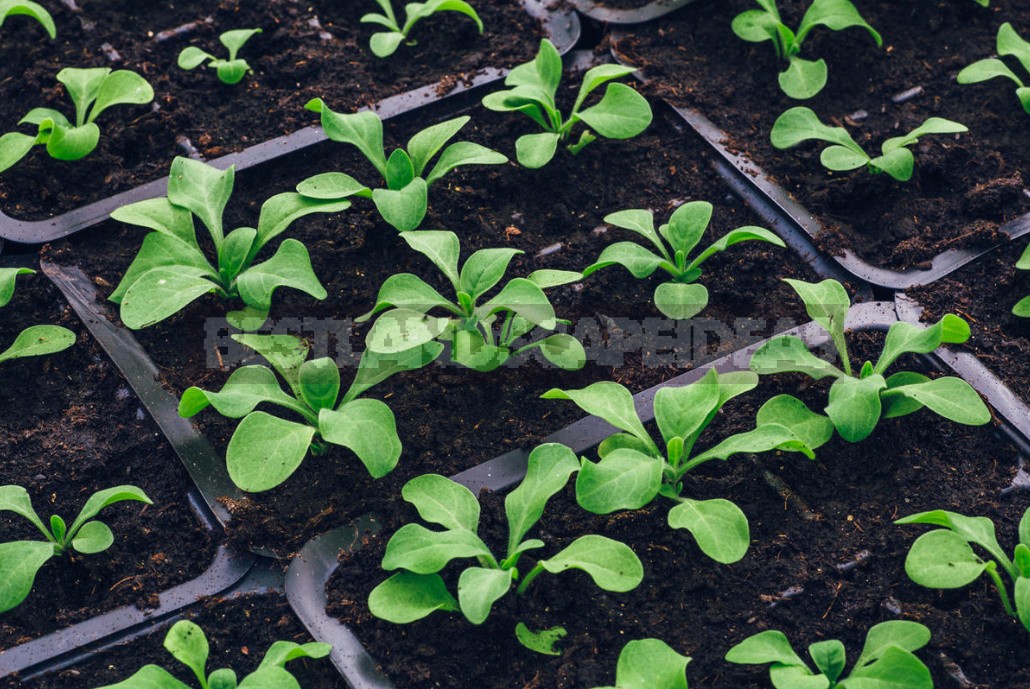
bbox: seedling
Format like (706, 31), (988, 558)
(749, 278), (991, 443)
(302, 104), (506, 231)
(361, 0), (483, 58)
(0, 67), (153, 174)
(368, 443), (644, 649)
(0, 268), (75, 364)
(959, 23), (1030, 115)
(591, 639), (691, 689)
(482, 39), (652, 168)
(95, 619), (331, 689)
(898, 506), (1030, 633)
(180, 334), (440, 493)
(584, 202), (784, 319)
(725, 622), (933, 689)
(178, 29), (262, 85)
(771, 107), (967, 181)
(0, 485), (151, 613)
(111, 156), (349, 330)
(543, 369), (832, 564)
(356, 230), (585, 372)
(1015, 245), (1030, 317)
(731, 0), (881, 99)
(0, 0), (55, 38)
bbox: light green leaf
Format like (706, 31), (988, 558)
(381, 523), (491, 573)
(779, 56), (828, 100)
(0, 131), (37, 173)
(668, 498), (750, 564)
(400, 230), (461, 287)
(749, 335), (843, 380)
(895, 509), (1009, 566)
(164, 620), (209, 685)
(826, 375), (887, 442)
(902, 529), (989, 589)
(725, 630), (808, 668)
(584, 242), (668, 279)
(231, 334), (309, 389)
(345, 342), (443, 402)
(515, 132), (561, 169)
(111, 198), (197, 247)
(255, 191), (354, 251)
(400, 473), (480, 532)
(167, 157), (235, 244)
(366, 308), (452, 353)
(0, 325), (75, 363)
(306, 101), (387, 175)
(425, 141), (506, 186)
(178, 46), (214, 70)
(257, 640), (332, 671)
(370, 31), (405, 58)
(576, 449), (663, 514)
(576, 83), (653, 140)
(45, 122), (100, 161)
(480, 277), (555, 329)
(110, 231), (214, 303)
(854, 621), (931, 670)
(297, 358), (340, 412)
(89, 70), (154, 122)
(841, 646), (932, 689)
(505, 443), (579, 552)
(543, 381), (652, 446)
(119, 267), (217, 329)
(771, 107), (862, 153)
(515, 623), (567, 657)
(93, 665), (192, 689)
(459, 248), (522, 300)
(654, 282), (709, 320)
(756, 394), (833, 450)
(0, 0), (55, 38)
(407, 116), (469, 176)
(236, 238), (327, 310)
(368, 572), (458, 623)
(598, 638), (691, 689)
(0, 541), (54, 613)
(573, 64), (638, 113)
(538, 333), (586, 371)
(70, 520), (114, 554)
(68, 485), (151, 536)
(540, 534), (643, 592)
(318, 399), (401, 478)
(0, 485), (47, 535)
(457, 567), (513, 624)
(226, 412), (315, 492)
(880, 377), (989, 427)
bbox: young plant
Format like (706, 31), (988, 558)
(302, 104), (506, 231)
(1015, 245), (1030, 317)
(96, 619), (331, 689)
(0, 0), (55, 38)
(771, 107), (967, 181)
(897, 506), (1030, 633)
(361, 0), (482, 58)
(111, 156), (349, 330)
(356, 230), (585, 372)
(543, 368), (832, 564)
(367, 443), (644, 648)
(731, 0), (881, 99)
(958, 23), (1030, 115)
(0, 67), (153, 174)
(180, 334), (440, 493)
(749, 278), (991, 443)
(0, 485), (151, 613)
(0, 268), (75, 364)
(725, 622), (933, 689)
(591, 639), (691, 689)
(178, 29), (262, 85)
(583, 202), (785, 319)
(481, 39), (653, 168)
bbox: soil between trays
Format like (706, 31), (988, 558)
(0, 0), (547, 219)
(908, 236), (1030, 407)
(41, 90), (848, 556)
(613, 0), (1030, 270)
(2, 593), (345, 688)
(327, 334), (1030, 689)
(0, 265), (214, 649)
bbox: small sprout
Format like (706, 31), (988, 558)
(94, 619), (332, 689)
(482, 39), (653, 168)
(303, 104), (507, 231)
(771, 107), (967, 182)
(0, 485), (151, 613)
(357, 230), (586, 372)
(732, 0), (881, 99)
(591, 639), (691, 689)
(725, 622), (933, 689)
(898, 505), (1030, 634)
(361, 0), (483, 58)
(0, 0), (55, 38)
(178, 28), (262, 85)
(0, 268), (75, 364)
(1014, 244), (1030, 317)
(544, 369), (832, 564)
(0, 67), (153, 174)
(180, 334), (439, 493)
(749, 278), (991, 443)
(584, 202), (784, 319)
(368, 444), (643, 639)
(959, 23), (1030, 115)
(111, 157), (349, 330)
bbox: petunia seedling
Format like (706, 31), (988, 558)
(361, 0), (483, 58)
(178, 28), (262, 85)
(0, 485), (151, 613)
(749, 278), (991, 443)
(356, 230), (586, 372)
(771, 107), (968, 182)
(725, 622), (933, 689)
(0, 268), (75, 364)
(898, 506), (1030, 634)
(1015, 244), (1030, 317)
(180, 334), (440, 493)
(482, 39), (653, 168)
(959, 23), (1030, 115)
(368, 443), (643, 650)
(732, 0), (881, 99)
(111, 157), (350, 330)
(0, 0), (55, 38)
(95, 619), (332, 689)
(0, 67), (153, 174)
(302, 104), (507, 231)
(591, 639), (691, 689)
(584, 202), (784, 319)
(544, 369), (832, 564)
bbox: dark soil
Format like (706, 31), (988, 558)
(0, 262), (214, 648)
(0, 0), (550, 219)
(40, 89), (846, 556)
(3, 592), (345, 688)
(614, 0), (1030, 270)
(327, 333), (1030, 689)
(908, 236), (1030, 405)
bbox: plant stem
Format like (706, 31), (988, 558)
(516, 562), (545, 595)
(986, 563), (1017, 617)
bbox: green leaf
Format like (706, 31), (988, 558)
(220, 28), (261, 59)
(604, 209), (664, 251)
(373, 177), (428, 231)
(515, 623), (567, 657)
(749, 335), (843, 380)
(457, 567), (513, 624)
(771, 107), (863, 153)
(880, 377), (989, 427)
(400, 473), (480, 532)
(660, 201), (711, 257)
(841, 646), (932, 689)
(576, 449), (663, 514)
(88, 70), (154, 122)
(213, 57), (248, 85)
(770, 665), (830, 689)
(1020, 507), (1030, 548)
(576, 83), (653, 140)
(958, 58), (1024, 87)
(231, 334), (309, 389)
(110, 231), (214, 304)
(0, 0), (55, 38)
(0, 541), (54, 612)
(93, 665), (192, 689)
(902, 529), (989, 589)
(506, 38), (562, 95)
(654, 282), (709, 319)
(459, 248), (522, 300)
(584, 242), (668, 279)
(164, 620), (209, 685)
(295, 172), (369, 200)
(219, 227), (257, 282)
(345, 342), (443, 402)
(167, 157), (235, 244)
(731, 9), (781, 44)
(505, 443), (579, 552)
(56, 67), (108, 123)
(999, 21), (1030, 73)
(257, 641), (332, 671)
(525, 269), (582, 289)
(318, 399), (401, 478)
(573, 64), (638, 113)
(797, 0), (882, 46)
(425, 141), (506, 186)
(874, 315), (970, 374)
(0, 131), (37, 173)
(365, 308), (452, 354)
(68, 485), (151, 537)
(111, 198), (197, 247)
(538, 333), (586, 371)
(779, 56), (828, 99)
(297, 358), (340, 412)
(236, 239), (327, 310)
(653, 368), (722, 448)
(826, 375), (887, 442)
(381, 523), (491, 574)
(821, 144), (870, 171)
(1016, 578), (1030, 633)
(480, 277), (555, 329)
(597, 638), (691, 689)
(854, 621), (931, 670)
(540, 534), (643, 592)
(119, 268), (217, 329)
(306, 101), (387, 175)
(70, 520), (114, 554)
(0, 485), (47, 535)
(514, 132), (561, 169)
(407, 116), (468, 176)
(45, 122), (100, 161)
(869, 147), (916, 182)
(543, 382), (652, 447)
(1014, 295), (1030, 318)
(400, 230), (461, 287)
(756, 395), (833, 450)
(895, 509), (1009, 567)
(368, 572), (458, 623)
(0, 267), (33, 307)
(668, 498), (750, 564)
(809, 640), (845, 683)
(357, 273), (454, 323)
(385, 148), (415, 190)
(725, 630), (808, 668)
(178, 46), (214, 70)
(255, 192), (354, 252)
(0, 325), (75, 363)
(691, 423), (814, 464)
(226, 412), (315, 492)
(785, 278), (851, 363)
(370, 31), (405, 57)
